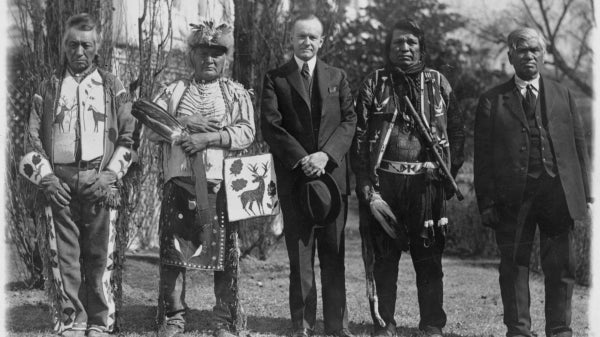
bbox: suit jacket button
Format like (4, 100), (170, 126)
(520, 146), (526, 152)
(522, 127), (527, 132)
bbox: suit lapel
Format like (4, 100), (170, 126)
(316, 59), (329, 106)
(502, 79), (529, 130)
(285, 60), (311, 108)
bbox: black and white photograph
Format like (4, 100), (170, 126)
(1, 0), (597, 336)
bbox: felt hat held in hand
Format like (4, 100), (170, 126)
(294, 172), (342, 226)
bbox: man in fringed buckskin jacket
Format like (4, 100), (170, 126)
(20, 13), (137, 337)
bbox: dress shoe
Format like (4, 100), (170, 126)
(157, 323), (184, 337)
(214, 328), (237, 337)
(422, 329), (443, 337)
(373, 324), (396, 337)
(326, 328), (355, 337)
(87, 330), (110, 337)
(60, 330), (85, 337)
(291, 328), (313, 337)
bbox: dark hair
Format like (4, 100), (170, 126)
(62, 13), (101, 48)
(384, 19), (426, 66)
(290, 13), (324, 35)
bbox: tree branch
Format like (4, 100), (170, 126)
(521, 0), (546, 33)
(552, 51), (592, 96)
(551, 0), (575, 39)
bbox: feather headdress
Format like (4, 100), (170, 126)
(188, 19), (233, 53)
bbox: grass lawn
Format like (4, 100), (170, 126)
(4, 196), (590, 336)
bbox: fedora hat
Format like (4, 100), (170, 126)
(294, 172), (342, 225)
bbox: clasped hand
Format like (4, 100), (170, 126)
(175, 133), (212, 156)
(179, 114), (221, 133)
(301, 151), (328, 177)
(81, 170), (118, 203)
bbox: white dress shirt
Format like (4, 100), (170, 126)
(514, 73), (540, 99)
(294, 55), (317, 77)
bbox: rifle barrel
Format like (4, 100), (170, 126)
(403, 96), (464, 201)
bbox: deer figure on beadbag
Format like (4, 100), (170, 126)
(239, 162), (269, 216)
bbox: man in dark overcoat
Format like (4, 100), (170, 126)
(474, 27), (591, 337)
(261, 13), (357, 337)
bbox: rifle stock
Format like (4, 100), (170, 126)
(403, 96), (464, 201)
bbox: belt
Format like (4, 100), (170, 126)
(378, 160), (437, 175)
(57, 158), (102, 170)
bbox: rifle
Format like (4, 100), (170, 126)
(403, 96), (464, 201)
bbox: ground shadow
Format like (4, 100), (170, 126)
(6, 303), (54, 332)
(395, 325), (487, 337)
(117, 304), (157, 334)
(244, 315), (290, 335)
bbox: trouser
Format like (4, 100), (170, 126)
(50, 164), (117, 333)
(280, 193), (349, 333)
(370, 171), (446, 334)
(495, 174), (575, 337)
(159, 184), (243, 332)
(159, 255), (241, 330)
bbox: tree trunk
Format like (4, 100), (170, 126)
(233, 0), (290, 259)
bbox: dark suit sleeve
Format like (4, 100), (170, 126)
(321, 69), (357, 167)
(261, 72), (309, 170)
(440, 74), (465, 177)
(473, 92), (496, 212)
(568, 89), (591, 202)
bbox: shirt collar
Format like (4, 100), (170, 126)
(66, 65), (97, 82)
(514, 73), (540, 93)
(294, 55), (317, 76)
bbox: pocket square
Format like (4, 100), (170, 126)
(328, 86), (339, 94)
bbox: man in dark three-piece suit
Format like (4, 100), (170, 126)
(474, 28), (591, 337)
(261, 14), (357, 337)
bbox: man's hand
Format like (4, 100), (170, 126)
(176, 133), (214, 156)
(179, 114), (221, 133)
(301, 151), (328, 177)
(480, 206), (499, 227)
(81, 171), (118, 203)
(40, 174), (71, 208)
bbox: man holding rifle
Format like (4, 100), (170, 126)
(350, 19), (464, 337)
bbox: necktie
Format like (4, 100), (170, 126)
(301, 62), (311, 92)
(523, 84), (536, 117)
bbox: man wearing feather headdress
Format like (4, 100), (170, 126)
(144, 19), (255, 337)
(19, 13), (137, 337)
